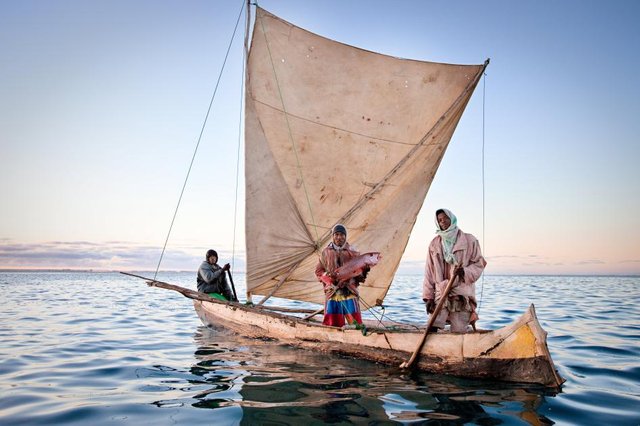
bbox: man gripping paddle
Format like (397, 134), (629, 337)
(423, 209), (486, 333)
(197, 249), (236, 302)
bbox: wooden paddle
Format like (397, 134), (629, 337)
(400, 267), (459, 369)
(303, 307), (324, 321)
(226, 269), (239, 302)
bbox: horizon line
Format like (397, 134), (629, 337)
(0, 268), (638, 278)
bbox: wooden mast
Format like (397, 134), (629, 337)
(244, 0), (252, 303)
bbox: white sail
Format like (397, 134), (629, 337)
(245, 7), (487, 307)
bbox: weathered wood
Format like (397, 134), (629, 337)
(400, 272), (458, 369)
(124, 271), (564, 388)
(226, 270), (239, 302)
(120, 272), (231, 305)
(193, 298), (565, 388)
(303, 308), (324, 321)
(120, 271), (318, 314)
(255, 305), (318, 314)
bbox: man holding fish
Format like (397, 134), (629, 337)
(315, 224), (381, 327)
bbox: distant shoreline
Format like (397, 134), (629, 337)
(0, 269), (637, 278)
(0, 269), (196, 274)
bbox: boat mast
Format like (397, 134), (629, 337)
(244, 0), (252, 303)
(244, 0), (251, 64)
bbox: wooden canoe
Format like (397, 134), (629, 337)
(192, 297), (564, 388)
(134, 276), (563, 388)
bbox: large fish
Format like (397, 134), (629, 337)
(320, 252), (382, 286)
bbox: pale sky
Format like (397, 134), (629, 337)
(1, 0), (639, 275)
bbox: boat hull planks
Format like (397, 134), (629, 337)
(193, 300), (564, 388)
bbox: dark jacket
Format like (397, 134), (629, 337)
(197, 261), (234, 300)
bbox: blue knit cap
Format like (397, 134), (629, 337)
(332, 224), (347, 236)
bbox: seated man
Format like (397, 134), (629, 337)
(197, 249), (235, 301)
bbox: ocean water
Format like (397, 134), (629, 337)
(0, 272), (638, 425)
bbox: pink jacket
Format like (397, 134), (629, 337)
(422, 230), (486, 302)
(315, 242), (360, 278)
(315, 243), (360, 298)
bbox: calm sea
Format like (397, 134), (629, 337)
(0, 272), (638, 425)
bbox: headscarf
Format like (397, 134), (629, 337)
(435, 209), (459, 265)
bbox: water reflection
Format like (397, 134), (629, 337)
(188, 325), (557, 425)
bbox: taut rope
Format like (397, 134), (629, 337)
(154, 1), (246, 279)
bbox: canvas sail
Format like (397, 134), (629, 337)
(245, 7), (487, 307)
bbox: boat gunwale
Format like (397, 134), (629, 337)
(193, 298), (564, 388)
(135, 275), (563, 388)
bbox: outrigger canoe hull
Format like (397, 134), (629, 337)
(193, 300), (564, 388)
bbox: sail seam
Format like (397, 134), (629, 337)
(255, 259), (305, 306)
(251, 98), (416, 146)
(317, 62), (490, 248)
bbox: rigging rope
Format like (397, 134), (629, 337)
(256, 13), (320, 245)
(232, 4), (249, 270)
(153, 1), (246, 280)
(478, 69), (487, 313)
(231, 60), (244, 271)
(358, 297), (421, 331)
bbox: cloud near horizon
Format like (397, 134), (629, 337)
(0, 240), (244, 271)
(1, 240), (637, 275)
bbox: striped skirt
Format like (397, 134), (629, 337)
(323, 291), (362, 327)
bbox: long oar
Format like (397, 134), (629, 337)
(400, 270), (458, 369)
(227, 270), (239, 302)
(303, 307), (324, 321)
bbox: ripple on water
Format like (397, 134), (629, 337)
(572, 362), (638, 377)
(549, 334), (577, 345)
(0, 357), (28, 375)
(0, 393), (48, 412)
(568, 344), (637, 356)
(551, 389), (640, 426)
(1, 272), (639, 425)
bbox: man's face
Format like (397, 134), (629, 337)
(208, 255), (218, 265)
(437, 212), (451, 231)
(332, 231), (346, 247)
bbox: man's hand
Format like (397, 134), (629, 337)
(322, 271), (338, 285)
(222, 263), (231, 271)
(455, 265), (465, 281)
(362, 266), (370, 278)
(425, 299), (435, 314)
